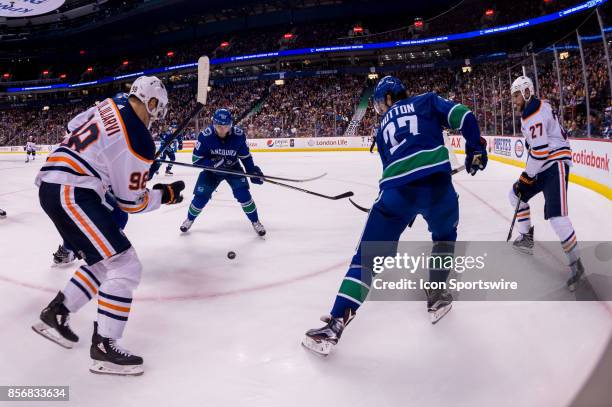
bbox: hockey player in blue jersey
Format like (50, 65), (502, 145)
(157, 125), (183, 176)
(180, 108), (266, 236)
(302, 76), (488, 356)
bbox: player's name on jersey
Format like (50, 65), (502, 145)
(97, 99), (122, 137)
(381, 103), (416, 127)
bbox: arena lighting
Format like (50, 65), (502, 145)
(283, 33), (294, 39)
(3, 73), (10, 79)
(275, 79), (285, 85)
(560, 51), (570, 59)
(122, 60), (129, 66)
(59, 74), (67, 79)
(6, 0), (607, 93)
(414, 19), (424, 28)
(167, 51), (175, 57)
(79, 50), (86, 55)
(220, 41), (230, 48)
(353, 25), (364, 33)
(42, 70), (49, 76)
(86, 67), (93, 72)
(462, 66), (472, 73)
(368, 73), (379, 80)
(42, 106), (49, 111)
(485, 9), (495, 16)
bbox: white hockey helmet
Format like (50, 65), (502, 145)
(510, 76), (535, 103)
(128, 76), (168, 122)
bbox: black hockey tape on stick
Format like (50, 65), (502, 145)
(154, 56), (209, 160)
(156, 160), (327, 183)
(506, 192), (522, 242)
(349, 165), (466, 214)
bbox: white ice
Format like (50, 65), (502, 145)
(0, 151), (611, 407)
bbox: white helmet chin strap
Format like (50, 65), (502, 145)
(521, 91), (531, 104)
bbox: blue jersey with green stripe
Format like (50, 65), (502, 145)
(375, 92), (471, 189)
(192, 125), (256, 173)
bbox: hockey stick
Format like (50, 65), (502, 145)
(154, 56), (210, 160)
(264, 179), (354, 200)
(348, 165), (467, 213)
(156, 159), (327, 183)
(506, 192), (522, 242)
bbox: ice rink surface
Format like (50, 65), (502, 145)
(0, 151), (611, 407)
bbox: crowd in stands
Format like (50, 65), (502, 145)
(243, 76), (363, 138)
(0, 0), (586, 84)
(1, 45), (611, 147)
(150, 81), (267, 140)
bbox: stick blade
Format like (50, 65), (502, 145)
(197, 56), (210, 105)
(334, 191), (354, 200)
(348, 198), (369, 213)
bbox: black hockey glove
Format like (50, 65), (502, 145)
(465, 137), (488, 176)
(153, 181), (185, 204)
(513, 172), (536, 198)
(250, 166), (264, 185)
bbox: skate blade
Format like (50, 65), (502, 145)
(90, 360), (144, 376)
(32, 322), (76, 349)
(512, 245), (533, 255)
(301, 336), (333, 357)
(567, 273), (585, 292)
(429, 303), (453, 325)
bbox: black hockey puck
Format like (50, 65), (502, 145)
(227, 251), (236, 260)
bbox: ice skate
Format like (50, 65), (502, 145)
(180, 218), (194, 233)
(32, 292), (79, 349)
(567, 258), (585, 292)
(252, 220), (266, 237)
(52, 245), (76, 265)
(0, 209), (6, 217)
(512, 226), (534, 255)
(90, 322), (144, 376)
(426, 288), (453, 324)
(302, 309), (354, 356)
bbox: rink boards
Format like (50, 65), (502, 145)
(1, 135), (610, 199)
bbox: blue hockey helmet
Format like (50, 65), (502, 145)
(212, 108), (233, 126)
(372, 76), (407, 115)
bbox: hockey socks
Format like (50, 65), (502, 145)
(188, 195), (210, 221)
(330, 264), (370, 319)
(240, 199), (259, 223)
(63, 265), (102, 312)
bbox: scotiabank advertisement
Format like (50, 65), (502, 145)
(448, 134), (612, 198)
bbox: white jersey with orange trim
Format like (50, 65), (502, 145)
(520, 98), (572, 178)
(35, 94), (162, 214)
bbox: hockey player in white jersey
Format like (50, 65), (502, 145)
(509, 76), (583, 291)
(32, 76), (185, 376)
(25, 137), (36, 163)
